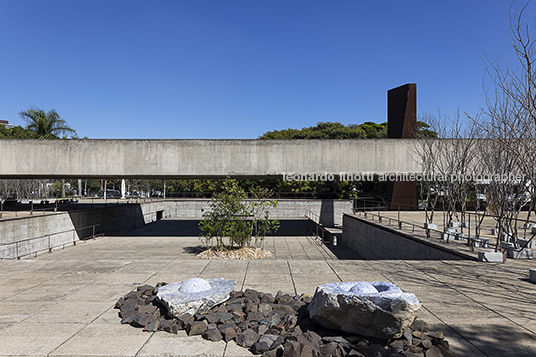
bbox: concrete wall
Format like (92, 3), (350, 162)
(0, 139), (422, 179)
(0, 201), (167, 259)
(342, 213), (475, 260)
(167, 199), (351, 226)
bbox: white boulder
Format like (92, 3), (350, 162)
(308, 281), (420, 339)
(156, 278), (235, 317)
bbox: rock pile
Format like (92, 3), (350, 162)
(116, 285), (452, 357)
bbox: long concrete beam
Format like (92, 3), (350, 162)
(0, 139), (423, 179)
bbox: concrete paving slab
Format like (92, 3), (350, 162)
(426, 323), (488, 356)
(29, 300), (114, 323)
(45, 272), (101, 285)
(246, 260), (290, 274)
(4, 283), (87, 302)
(288, 260), (334, 275)
(92, 306), (120, 324)
(447, 321), (536, 357)
(0, 300), (52, 324)
(63, 283), (140, 303)
(0, 283), (40, 300)
(50, 323), (152, 357)
(91, 273), (155, 286)
(223, 340), (256, 357)
(0, 322), (84, 356)
(201, 260), (249, 274)
(424, 302), (503, 324)
(157, 260), (211, 273)
(0, 272), (61, 285)
(112, 260), (173, 274)
(325, 260), (375, 272)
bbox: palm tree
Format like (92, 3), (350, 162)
(19, 107), (76, 139)
(18, 107), (77, 198)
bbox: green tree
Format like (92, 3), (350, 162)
(416, 121), (438, 138)
(259, 121), (376, 139)
(19, 107), (76, 139)
(0, 125), (27, 139)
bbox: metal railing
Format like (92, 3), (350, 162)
(0, 224), (102, 260)
(304, 210), (329, 245)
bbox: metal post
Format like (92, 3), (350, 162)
(469, 212), (471, 239)
(0, 200), (2, 219)
(378, 202), (381, 223)
(30, 201), (33, 216)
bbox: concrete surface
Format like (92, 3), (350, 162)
(0, 218), (535, 356)
(0, 139), (422, 179)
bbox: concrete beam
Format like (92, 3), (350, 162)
(0, 139), (423, 179)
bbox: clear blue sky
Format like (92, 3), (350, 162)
(0, 0), (519, 139)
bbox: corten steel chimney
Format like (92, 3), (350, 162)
(387, 83), (417, 210)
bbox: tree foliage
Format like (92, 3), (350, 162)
(0, 125), (27, 139)
(260, 121), (437, 140)
(259, 121), (387, 139)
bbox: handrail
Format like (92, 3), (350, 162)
(303, 210), (330, 245)
(0, 224), (102, 260)
(304, 210), (321, 224)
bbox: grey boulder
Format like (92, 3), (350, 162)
(308, 281), (420, 339)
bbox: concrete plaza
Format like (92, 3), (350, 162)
(0, 218), (535, 356)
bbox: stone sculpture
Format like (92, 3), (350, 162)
(156, 278), (235, 317)
(308, 281), (421, 339)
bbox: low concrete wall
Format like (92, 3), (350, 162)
(167, 199), (351, 226)
(0, 214), (77, 259)
(0, 201), (167, 259)
(0, 199), (351, 259)
(342, 214), (475, 260)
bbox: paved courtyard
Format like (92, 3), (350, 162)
(0, 218), (535, 356)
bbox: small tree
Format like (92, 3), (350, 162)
(199, 178), (279, 250)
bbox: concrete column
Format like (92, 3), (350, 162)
(121, 179), (126, 199)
